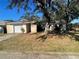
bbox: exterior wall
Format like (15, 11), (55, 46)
(14, 25), (27, 33)
(7, 25), (14, 33)
(7, 23), (37, 33)
(72, 26), (79, 31)
(75, 28), (79, 31)
(22, 24), (27, 33)
(31, 24), (37, 33)
(7, 24), (30, 33)
(14, 24), (28, 33)
(75, 26), (79, 31)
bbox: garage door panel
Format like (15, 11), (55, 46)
(14, 26), (22, 33)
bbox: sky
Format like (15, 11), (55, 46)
(0, 0), (26, 21)
(0, 0), (79, 23)
(0, 0), (43, 21)
(71, 18), (79, 24)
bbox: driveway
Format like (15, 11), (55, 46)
(0, 52), (79, 59)
(0, 34), (18, 41)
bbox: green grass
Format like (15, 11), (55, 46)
(0, 33), (79, 53)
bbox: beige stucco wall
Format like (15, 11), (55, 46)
(7, 23), (37, 33)
(21, 25), (27, 33)
(13, 24), (27, 33)
(6, 25), (14, 33)
(75, 28), (79, 31)
(7, 24), (30, 33)
(31, 24), (37, 33)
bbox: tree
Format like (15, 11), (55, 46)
(8, 0), (79, 34)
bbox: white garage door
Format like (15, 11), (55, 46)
(14, 25), (23, 33)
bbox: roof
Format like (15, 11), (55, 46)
(0, 21), (8, 25)
(6, 21), (36, 25)
(20, 19), (29, 22)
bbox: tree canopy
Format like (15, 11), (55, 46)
(8, 0), (79, 34)
(8, 0), (79, 23)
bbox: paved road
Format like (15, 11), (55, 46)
(0, 34), (18, 41)
(0, 52), (79, 59)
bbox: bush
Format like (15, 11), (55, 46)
(21, 28), (25, 33)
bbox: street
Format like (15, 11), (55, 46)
(0, 51), (79, 59)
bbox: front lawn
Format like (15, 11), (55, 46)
(0, 33), (79, 53)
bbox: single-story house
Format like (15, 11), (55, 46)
(6, 21), (37, 33)
(0, 20), (37, 34)
(72, 24), (79, 31)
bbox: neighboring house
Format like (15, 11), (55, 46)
(73, 25), (79, 31)
(6, 21), (37, 33)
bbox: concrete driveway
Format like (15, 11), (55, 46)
(0, 34), (18, 41)
(0, 52), (79, 59)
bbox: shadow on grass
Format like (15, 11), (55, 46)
(36, 34), (47, 42)
(69, 31), (79, 41)
(75, 35), (79, 41)
(36, 29), (79, 42)
(35, 33), (65, 42)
